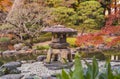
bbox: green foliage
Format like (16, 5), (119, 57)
(100, 0), (112, 6)
(35, 33), (51, 43)
(52, 7), (77, 25)
(0, 61), (4, 66)
(67, 37), (77, 48)
(76, 1), (105, 29)
(36, 45), (49, 50)
(72, 54), (84, 79)
(57, 54), (120, 79)
(84, 56), (99, 79)
(0, 37), (10, 42)
(28, 33), (51, 43)
(52, 0), (105, 29)
(45, 0), (62, 7)
(0, 24), (14, 30)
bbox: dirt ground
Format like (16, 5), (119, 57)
(33, 41), (51, 47)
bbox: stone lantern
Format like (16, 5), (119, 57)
(42, 25), (77, 63)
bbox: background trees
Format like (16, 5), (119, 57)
(5, 0), (52, 47)
(0, 0), (12, 25)
(0, 0), (12, 12)
(0, 0), (106, 30)
(76, 1), (105, 29)
(0, 0), (119, 48)
(76, 0), (120, 48)
(52, 7), (77, 25)
(51, 0), (105, 29)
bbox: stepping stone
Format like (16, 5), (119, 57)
(44, 61), (73, 70)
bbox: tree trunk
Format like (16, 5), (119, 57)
(107, 7), (111, 15)
(6, 0), (25, 21)
(114, 0), (117, 13)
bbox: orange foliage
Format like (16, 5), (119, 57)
(0, 0), (12, 12)
(76, 33), (104, 47)
(76, 3), (120, 48)
(0, 34), (14, 39)
(101, 26), (120, 35)
(107, 36), (120, 47)
(8, 45), (14, 50)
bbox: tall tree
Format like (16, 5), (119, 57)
(5, 0), (52, 47)
(99, 0), (112, 15)
(76, 1), (105, 29)
(111, 0), (120, 13)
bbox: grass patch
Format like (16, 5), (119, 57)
(33, 33), (52, 43)
(0, 37), (10, 42)
(36, 45), (50, 50)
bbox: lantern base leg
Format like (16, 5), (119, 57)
(45, 48), (72, 63)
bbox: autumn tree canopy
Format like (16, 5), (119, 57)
(0, 0), (12, 12)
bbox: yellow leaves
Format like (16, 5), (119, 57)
(0, 0), (12, 12)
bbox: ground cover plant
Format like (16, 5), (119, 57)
(57, 54), (120, 79)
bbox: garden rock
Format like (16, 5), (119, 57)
(23, 73), (40, 79)
(18, 50), (26, 54)
(20, 61), (27, 64)
(2, 62), (22, 69)
(24, 75), (38, 79)
(24, 76), (34, 79)
(0, 61), (3, 66)
(44, 62), (73, 70)
(9, 68), (21, 74)
(0, 74), (24, 79)
(2, 50), (18, 56)
(42, 76), (57, 79)
(37, 55), (46, 61)
(0, 62), (22, 75)
(0, 69), (5, 76)
(21, 46), (29, 51)
(27, 60), (36, 63)
(0, 66), (21, 76)
(14, 43), (24, 51)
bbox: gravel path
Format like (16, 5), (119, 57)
(18, 62), (61, 79)
(17, 60), (120, 79)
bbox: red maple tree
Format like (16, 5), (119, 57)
(76, 4), (120, 48)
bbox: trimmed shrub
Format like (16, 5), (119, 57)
(67, 37), (77, 48)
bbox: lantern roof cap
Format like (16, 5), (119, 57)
(42, 25), (77, 33)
